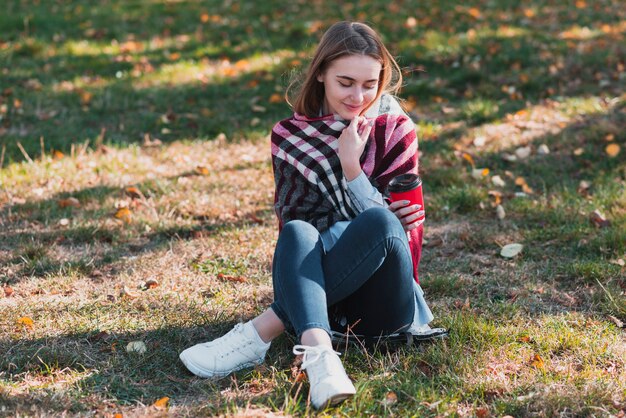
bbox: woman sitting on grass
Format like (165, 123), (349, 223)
(180, 21), (437, 409)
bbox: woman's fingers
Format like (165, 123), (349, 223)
(404, 216), (425, 231)
(400, 210), (425, 225)
(360, 120), (373, 140)
(390, 203), (422, 217)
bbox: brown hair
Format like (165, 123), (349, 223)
(287, 21), (402, 118)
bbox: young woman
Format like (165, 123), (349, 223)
(180, 21), (435, 409)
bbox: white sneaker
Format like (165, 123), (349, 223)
(180, 321), (270, 378)
(293, 344), (356, 409)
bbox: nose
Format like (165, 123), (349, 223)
(351, 86), (364, 103)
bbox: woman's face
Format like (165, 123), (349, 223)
(317, 54), (381, 120)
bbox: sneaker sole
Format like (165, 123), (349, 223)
(179, 351), (262, 378)
(313, 390), (356, 409)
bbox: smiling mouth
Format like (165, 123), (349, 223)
(344, 103), (362, 111)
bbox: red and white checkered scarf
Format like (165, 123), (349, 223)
(271, 112), (424, 282)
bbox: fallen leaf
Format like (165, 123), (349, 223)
(269, 93), (283, 104)
(217, 273), (246, 283)
(537, 144), (550, 155)
(589, 210), (611, 228)
(607, 315), (624, 328)
(249, 213), (264, 224)
(488, 190), (502, 206)
(501, 243), (523, 258)
(125, 186), (142, 199)
(530, 353), (544, 369)
(114, 207), (132, 223)
(610, 258), (625, 266)
(17, 316), (34, 329)
(251, 105), (266, 113)
(517, 335), (531, 343)
(476, 406), (490, 418)
(195, 166), (209, 175)
(78, 90), (93, 105)
(515, 146), (531, 159)
(382, 391), (398, 406)
(153, 397), (169, 410)
(577, 180), (591, 196)
(454, 297), (470, 310)
(467, 7), (482, 18)
(126, 341), (147, 354)
(606, 143), (620, 157)
(491, 175), (506, 187)
(144, 278), (159, 289)
(496, 204), (506, 220)
(58, 218), (70, 226)
(113, 414), (123, 418)
(573, 147), (584, 156)
(3, 286), (14, 297)
(460, 152), (475, 167)
(142, 133), (162, 147)
(121, 285), (140, 299)
(424, 235), (444, 248)
(405, 16), (418, 28)
(471, 168), (490, 179)
(502, 153), (517, 162)
(52, 150), (65, 159)
(250, 117), (261, 127)
(58, 197), (80, 208)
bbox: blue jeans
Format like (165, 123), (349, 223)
(270, 207), (415, 338)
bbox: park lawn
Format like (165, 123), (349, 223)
(1, 0), (625, 416)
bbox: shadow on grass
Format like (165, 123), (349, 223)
(1, 0), (624, 164)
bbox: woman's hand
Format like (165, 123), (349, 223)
(338, 116), (373, 181)
(388, 200), (425, 232)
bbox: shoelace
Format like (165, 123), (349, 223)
(201, 323), (244, 349)
(293, 344), (341, 370)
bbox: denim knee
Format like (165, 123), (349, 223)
(357, 207), (405, 238)
(278, 220), (320, 246)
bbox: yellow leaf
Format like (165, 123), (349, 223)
(605, 143), (620, 157)
(114, 207), (132, 223)
(488, 190), (502, 206)
(235, 59), (249, 70)
(523, 8), (535, 18)
(153, 397), (170, 410)
(468, 7), (482, 18)
(17, 316), (34, 329)
(53, 150), (65, 159)
(195, 166), (209, 175)
(382, 391), (398, 406)
(79, 90), (92, 105)
(530, 353), (544, 369)
(269, 93), (283, 104)
(514, 177), (525, 186)
(461, 152), (475, 167)
(125, 186), (142, 199)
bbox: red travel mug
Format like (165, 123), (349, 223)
(388, 174), (425, 222)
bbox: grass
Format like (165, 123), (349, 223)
(1, 0), (625, 416)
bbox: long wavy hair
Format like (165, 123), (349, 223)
(287, 21), (403, 118)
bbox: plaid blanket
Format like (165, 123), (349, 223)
(271, 112), (424, 282)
